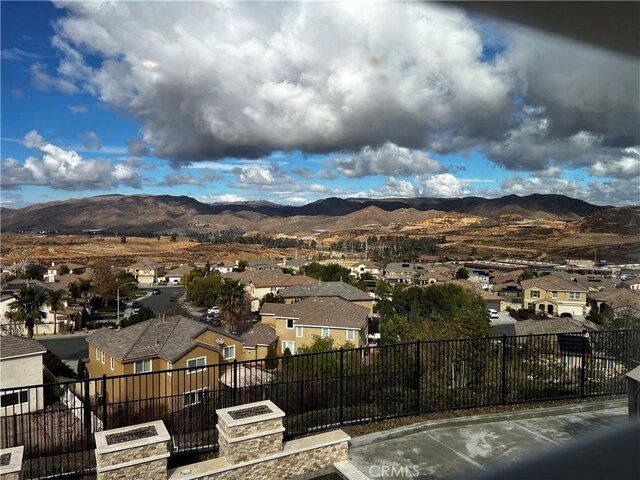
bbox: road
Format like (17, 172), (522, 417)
(36, 333), (92, 361)
(137, 286), (186, 315)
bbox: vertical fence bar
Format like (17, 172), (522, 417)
(83, 377), (91, 448)
(415, 340), (421, 414)
(233, 360), (238, 405)
(101, 374), (107, 430)
(501, 334), (507, 405)
(580, 331), (587, 398)
(339, 347), (344, 426)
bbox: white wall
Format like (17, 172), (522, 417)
(0, 353), (44, 416)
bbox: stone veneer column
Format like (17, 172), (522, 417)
(216, 400), (285, 464)
(0, 446), (23, 480)
(94, 420), (171, 480)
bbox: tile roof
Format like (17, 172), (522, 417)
(224, 270), (317, 288)
(589, 289), (640, 311)
(514, 318), (599, 336)
(0, 336), (46, 359)
(261, 296), (368, 329)
(520, 276), (589, 293)
(278, 281), (372, 302)
(86, 316), (219, 363)
(240, 322), (278, 348)
(127, 259), (164, 270)
(165, 265), (193, 277)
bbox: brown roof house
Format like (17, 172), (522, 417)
(0, 336), (46, 416)
(86, 316), (266, 411)
(278, 281), (375, 316)
(588, 289), (640, 324)
(126, 260), (165, 285)
(260, 296), (369, 354)
(521, 276), (588, 317)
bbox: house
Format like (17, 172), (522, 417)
(86, 316), (254, 410)
(621, 278), (640, 290)
(350, 261), (383, 279)
(45, 262), (87, 283)
(278, 281), (375, 316)
(223, 270), (317, 311)
(520, 276), (588, 316)
(0, 279), (70, 335)
(126, 260), (165, 285)
(416, 255), (442, 264)
(0, 336), (46, 416)
(448, 279), (505, 312)
(210, 261), (235, 274)
(0, 262), (47, 280)
(246, 259), (281, 271)
(238, 322), (279, 360)
(281, 258), (309, 274)
(260, 296), (369, 354)
(417, 267), (454, 286)
(384, 263), (425, 285)
(588, 289), (640, 322)
(494, 281), (523, 310)
(164, 265), (194, 285)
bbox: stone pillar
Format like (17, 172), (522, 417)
(216, 400), (285, 464)
(94, 420), (171, 480)
(0, 446), (23, 480)
(626, 365), (640, 418)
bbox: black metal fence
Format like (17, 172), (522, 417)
(1, 329), (639, 479)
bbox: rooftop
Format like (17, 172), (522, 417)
(261, 296), (369, 329)
(0, 335), (46, 360)
(278, 281), (372, 302)
(521, 275), (589, 293)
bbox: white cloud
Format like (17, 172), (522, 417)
(201, 193), (247, 203)
(22, 130), (45, 149)
(232, 163), (292, 187)
(589, 148), (640, 178)
(333, 143), (444, 178)
(68, 104), (88, 115)
(420, 173), (465, 197)
(1, 140), (141, 191)
(368, 177), (421, 198)
(81, 131), (102, 150)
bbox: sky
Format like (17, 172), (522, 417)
(1, 1), (639, 209)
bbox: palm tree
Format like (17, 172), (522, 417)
(219, 280), (247, 332)
(78, 279), (93, 307)
(7, 286), (47, 339)
(45, 289), (67, 335)
(68, 281), (80, 302)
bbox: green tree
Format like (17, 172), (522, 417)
(519, 270), (536, 281)
(298, 335), (336, 353)
(120, 235), (127, 244)
(120, 306), (155, 327)
(58, 265), (70, 276)
(219, 279), (247, 331)
(380, 314), (422, 344)
(186, 274), (224, 307)
(78, 278), (94, 306)
(455, 267), (470, 280)
(170, 233), (177, 242)
(45, 289), (67, 335)
(303, 262), (350, 282)
(259, 292), (285, 310)
(181, 269), (204, 288)
(6, 286), (47, 339)
(68, 281), (80, 302)
(234, 260), (248, 272)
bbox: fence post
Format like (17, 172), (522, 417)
(580, 331), (587, 398)
(339, 347), (344, 426)
(102, 374), (108, 430)
(12, 412), (18, 447)
(501, 334), (507, 405)
(83, 377), (91, 444)
(233, 360), (239, 405)
(415, 340), (421, 414)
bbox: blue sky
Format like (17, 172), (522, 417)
(2, 1), (638, 208)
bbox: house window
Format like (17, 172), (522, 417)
(552, 291), (558, 299)
(223, 346), (235, 360)
(531, 290), (540, 298)
(167, 362), (173, 376)
(286, 319), (294, 329)
(346, 329), (355, 341)
(569, 292), (581, 300)
(101, 351), (105, 364)
(602, 359), (615, 370)
(561, 355), (572, 366)
(282, 341), (296, 355)
(0, 390), (28, 408)
(184, 388), (208, 407)
(110, 357), (115, 371)
(322, 328), (330, 338)
(296, 326), (303, 338)
(134, 359), (152, 374)
(187, 356), (206, 373)
(96, 348), (101, 360)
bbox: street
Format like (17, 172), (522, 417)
(137, 286), (186, 315)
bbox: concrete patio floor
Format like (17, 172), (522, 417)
(347, 400), (632, 479)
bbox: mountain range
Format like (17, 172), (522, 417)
(0, 194), (623, 236)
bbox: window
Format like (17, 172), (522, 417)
(282, 341), (296, 355)
(96, 348), (101, 360)
(552, 291), (558, 299)
(321, 328), (330, 338)
(561, 355), (573, 366)
(187, 356), (206, 373)
(346, 329), (355, 341)
(223, 345), (235, 360)
(569, 292), (581, 300)
(167, 362), (173, 376)
(0, 390), (28, 408)
(531, 290), (540, 298)
(184, 388), (208, 407)
(134, 359), (152, 373)
(286, 319), (294, 329)
(101, 351), (105, 364)
(110, 357), (115, 371)
(296, 326), (303, 338)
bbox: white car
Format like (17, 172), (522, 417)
(207, 306), (221, 315)
(488, 309), (499, 319)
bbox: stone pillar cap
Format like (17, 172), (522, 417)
(0, 446), (24, 475)
(217, 400), (285, 427)
(95, 420), (170, 454)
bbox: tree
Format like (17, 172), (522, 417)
(455, 267), (470, 280)
(218, 279), (247, 332)
(45, 289), (67, 335)
(298, 335), (336, 353)
(58, 265), (70, 276)
(6, 286), (47, 339)
(170, 233), (177, 242)
(181, 269), (204, 289)
(68, 281), (81, 302)
(120, 306), (155, 327)
(380, 314), (422, 344)
(120, 235), (127, 244)
(234, 260), (248, 272)
(519, 270), (536, 281)
(259, 292), (285, 310)
(303, 262), (350, 282)
(186, 274), (224, 307)
(77, 279), (94, 306)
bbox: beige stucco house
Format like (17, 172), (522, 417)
(126, 260), (166, 285)
(521, 276), (588, 316)
(0, 336), (46, 416)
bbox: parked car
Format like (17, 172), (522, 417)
(131, 301), (141, 314)
(207, 306), (221, 315)
(488, 309), (499, 319)
(151, 289), (161, 295)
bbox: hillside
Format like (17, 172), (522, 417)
(575, 206), (640, 235)
(0, 193), (611, 235)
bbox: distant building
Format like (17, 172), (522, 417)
(260, 296), (369, 354)
(164, 265), (194, 285)
(521, 276), (588, 316)
(350, 261), (383, 279)
(246, 259), (281, 271)
(588, 289), (640, 322)
(45, 261), (86, 283)
(0, 336), (46, 416)
(384, 262), (425, 286)
(279, 281), (375, 316)
(126, 259), (165, 285)
(621, 278), (640, 291)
